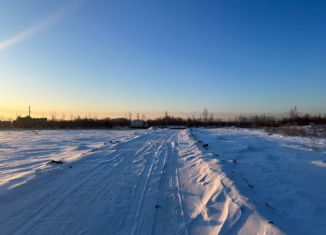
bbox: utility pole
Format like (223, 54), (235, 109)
(28, 105), (31, 117)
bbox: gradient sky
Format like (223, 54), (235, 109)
(1, 0), (326, 119)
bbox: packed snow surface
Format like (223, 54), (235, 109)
(0, 128), (325, 235)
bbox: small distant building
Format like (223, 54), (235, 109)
(13, 116), (48, 129)
(131, 119), (147, 128)
(12, 106), (47, 129)
(0, 121), (12, 129)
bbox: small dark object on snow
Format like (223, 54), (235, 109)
(49, 160), (63, 165)
(248, 184), (254, 189)
(31, 130), (39, 135)
(265, 202), (275, 210)
(69, 165), (72, 169)
(233, 160), (237, 164)
(155, 205), (161, 209)
(268, 221), (274, 224)
(203, 144), (209, 149)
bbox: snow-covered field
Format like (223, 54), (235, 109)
(0, 130), (143, 193)
(0, 128), (325, 235)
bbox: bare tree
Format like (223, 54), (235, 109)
(202, 107), (209, 126)
(51, 112), (57, 121)
(289, 106), (299, 119)
(165, 110), (169, 127)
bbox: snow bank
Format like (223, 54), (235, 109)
(175, 129), (283, 235)
(191, 128), (326, 234)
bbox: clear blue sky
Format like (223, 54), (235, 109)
(1, 0), (325, 119)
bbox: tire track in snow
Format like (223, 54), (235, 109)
(122, 131), (176, 235)
(46, 135), (157, 234)
(175, 166), (190, 235)
(130, 142), (165, 235)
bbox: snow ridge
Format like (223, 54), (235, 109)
(175, 129), (283, 235)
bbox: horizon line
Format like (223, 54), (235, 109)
(1, 110), (326, 122)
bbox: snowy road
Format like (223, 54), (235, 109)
(0, 129), (180, 235)
(0, 129), (325, 235)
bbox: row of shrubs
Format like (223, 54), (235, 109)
(265, 125), (326, 138)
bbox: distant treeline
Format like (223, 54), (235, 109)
(148, 114), (326, 128)
(1, 112), (326, 129)
(5, 117), (130, 129)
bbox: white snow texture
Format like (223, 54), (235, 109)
(0, 128), (325, 235)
